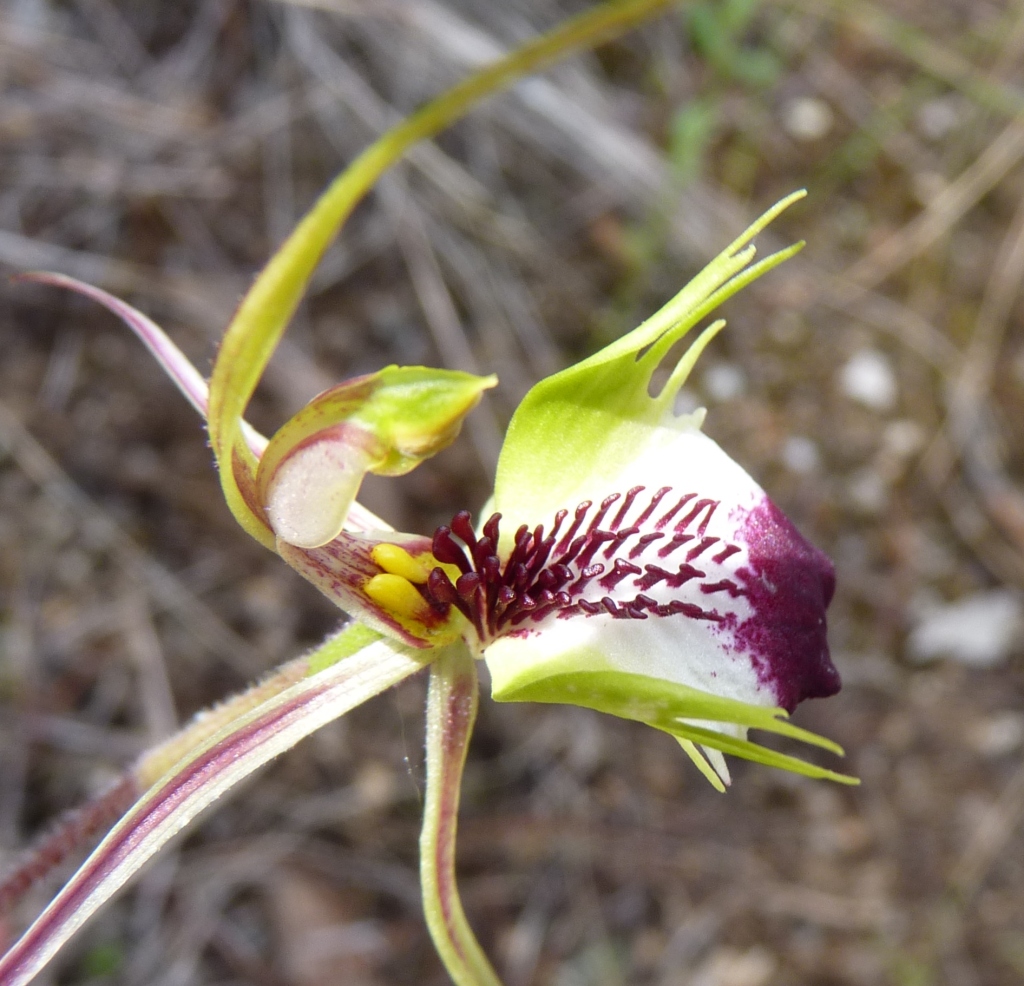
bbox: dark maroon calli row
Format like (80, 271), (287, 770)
(416, 485), (839, 716)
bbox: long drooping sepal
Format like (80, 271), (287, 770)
(493, 192), (807, 539)
(420, 645), (503, 986)
(0, 778), (139, 921)
(0, 650), (321, 922)
(205, 0), (674, 549)
(0, 627), (426, 986)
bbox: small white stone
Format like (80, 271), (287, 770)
(782, 97), (834, 142)
(882, 419), (926, 458)
(693, 946), (777, 986)
(968, 713), (1024, 757)
(840, 348), (898, 411)
(916, 97), (961, 141)
(908, 589), (1023, 668)
(703, 362), (747, 401)
(781, 435), (821, 474)
(847, 469), (888, 513)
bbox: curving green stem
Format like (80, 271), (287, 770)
(420, 646), (502, 986)
(205, 0), (674, 549)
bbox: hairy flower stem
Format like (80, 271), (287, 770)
(420, 647), (502, 986)
(133, 655), (312, 786)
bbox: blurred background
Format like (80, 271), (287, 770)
(1, 0), (1023, 983)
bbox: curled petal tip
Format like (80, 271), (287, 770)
(258, 367), (495, 549)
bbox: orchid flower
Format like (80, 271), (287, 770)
(1, 2), (854, 984)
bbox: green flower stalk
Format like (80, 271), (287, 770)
(1, 2), (855, 984)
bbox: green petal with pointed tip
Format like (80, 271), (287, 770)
(494, 669), (855, 783)
(493, 192), (806, 543)
(663, 723), (858, 785)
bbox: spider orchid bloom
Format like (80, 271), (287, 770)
(0, 4), (854, 983)
(27, 193), (846, 794)
(271, 194), (848, 792)
(5, 196), (852, 986)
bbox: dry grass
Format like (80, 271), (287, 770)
(1, 0), (1023, 984)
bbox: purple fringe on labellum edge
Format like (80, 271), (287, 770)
(732, 498), (839, 711)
